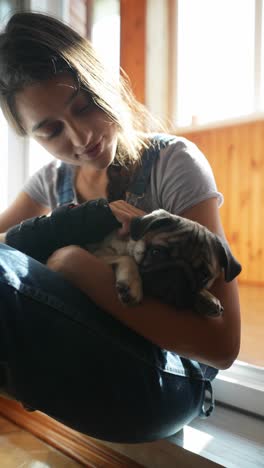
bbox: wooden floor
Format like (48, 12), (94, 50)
(0, 415), (82, 467)
(238, 283), (264, 367)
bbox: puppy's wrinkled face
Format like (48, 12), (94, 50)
(130, 210), (241, 308)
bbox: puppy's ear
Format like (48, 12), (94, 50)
(130, 210), (174, 240)
(217, 237), (242, 282)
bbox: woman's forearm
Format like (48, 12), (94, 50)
(47, 246), (240, 370)
(4, 199), (121, 263)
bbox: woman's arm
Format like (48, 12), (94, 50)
(47, 197), (240, 370)
(0, 191), (49, 233)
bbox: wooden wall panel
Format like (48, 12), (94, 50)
(181, 120), (264, 285)
(120, 0), (146, 103)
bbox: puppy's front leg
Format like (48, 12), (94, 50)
(103, 255), (143, 306)
(194, 289), (224, 317)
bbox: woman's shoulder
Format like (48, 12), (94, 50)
(30, 160), (77, 182)
(147, 133), (214, 178)
(23, 160), (76, 210)
(146, 133), (224, 214)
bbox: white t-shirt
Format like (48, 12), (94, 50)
(23, 134), (223, 214)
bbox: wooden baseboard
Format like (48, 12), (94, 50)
(0, 397), (143, 467)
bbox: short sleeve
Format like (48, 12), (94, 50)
(22, 160), (59, 210)
(150, 136), (223, 215)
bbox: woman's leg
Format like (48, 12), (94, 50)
(0, 244), (208, 443)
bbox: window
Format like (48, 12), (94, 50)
(146, 0), (262, 126)
(92, 0), (120, 77)
(172, 0), (263, 127)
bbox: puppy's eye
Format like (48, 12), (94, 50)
(149, 246), (169, 259)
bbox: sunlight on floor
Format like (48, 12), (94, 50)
(27, 462), (50, 468)
(182, 425), (213, 453)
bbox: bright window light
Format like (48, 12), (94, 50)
(92, 0), (120, 76)
(176, 0), (256, 126)
(28, 139), (54, 177)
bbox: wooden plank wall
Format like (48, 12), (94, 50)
(120, 0), (146, 103)
(181, 120), (264, 285)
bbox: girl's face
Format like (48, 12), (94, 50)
(15, 73), (118, 170)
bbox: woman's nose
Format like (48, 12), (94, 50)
(67, 119), (92, 149)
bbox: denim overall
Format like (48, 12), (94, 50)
(0, 135), (216, 443)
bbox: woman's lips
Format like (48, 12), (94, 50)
(76, 139), (103, 161)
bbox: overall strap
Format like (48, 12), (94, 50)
(127, 134), (174, 197)
(56, 135), (174, 205)
(56, 162), (75, 206)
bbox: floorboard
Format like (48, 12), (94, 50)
(0, 415), (82, 467)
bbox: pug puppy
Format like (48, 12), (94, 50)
(87, 209), (242, 317)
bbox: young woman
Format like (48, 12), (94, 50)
(0, 12), (240, 443)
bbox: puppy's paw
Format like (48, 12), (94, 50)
(194, 290), (224, 317)
(205, 297), (224, 317)
(116, 279), (143, 306)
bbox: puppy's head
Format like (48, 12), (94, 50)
(130, 209), (241, 306)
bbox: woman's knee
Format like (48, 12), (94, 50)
(46, 245), (87, 273)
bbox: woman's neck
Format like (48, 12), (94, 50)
(75, 165), (108, 203)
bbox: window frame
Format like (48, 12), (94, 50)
(145, 0), (264, 130)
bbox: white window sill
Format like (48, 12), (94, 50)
(214, 360), (264, 417)
(169, 403), (264, 468)
(104, 403), (264, 467)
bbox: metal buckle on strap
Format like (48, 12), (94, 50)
(126, 191), (146, 200)
(199, 379), (215, 418)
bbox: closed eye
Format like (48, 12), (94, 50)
(35, 122), (64, 140)
(75, 93), (95, 115)
(46, 123), (64, 140)
(199, 269), (211, 286)
(78, 103), (93, 114)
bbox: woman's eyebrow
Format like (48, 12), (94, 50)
(31, 88), (79, 133)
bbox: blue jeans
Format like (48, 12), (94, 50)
(0, 244), (215, 443)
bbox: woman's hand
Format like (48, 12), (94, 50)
(109, 200), (146, 237)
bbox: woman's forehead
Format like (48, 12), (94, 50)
(14, 73), (80, 131)
(19, 73), (78, 104)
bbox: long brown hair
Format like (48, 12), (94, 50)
(0, 11), (164, 169)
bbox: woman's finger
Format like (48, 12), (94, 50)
(110, 200), (146, 217)
(109, 202), (144, 237)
